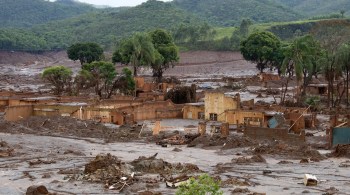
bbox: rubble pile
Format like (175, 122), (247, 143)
(330, 144), (350, 158)
(188, 134), (255, 149)
(251, 142), (325, 160)
(76, 153), (202, 192)
(0, 141), (15, 157)
(130, 153), (201, 174)
(233, 155), (266, 164)
(157, 133), (201, 146)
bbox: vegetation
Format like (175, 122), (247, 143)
(281, 35), (323, 97)
(240, 31), (281, 73)
(273, 0), (350, 17)
(82, 61), (117, 98)
(113, 33), (155, 76)
(0, 0), (95, 28)
(67, 43), (104, 65)
(150, 29), (179, 81)
(176, 174), (223, 195)
(0, 0), (203, 51)
(42, 66), (73, 95)
(172, 0), (301, 26)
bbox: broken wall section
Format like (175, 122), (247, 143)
(245, 127), (305, 145)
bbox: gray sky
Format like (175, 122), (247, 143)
(76, 0), (172, 7)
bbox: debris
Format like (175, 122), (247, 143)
(263, 170), (272, 175)
(303, 174), (318, 186)
(330, 144), (350, 158)
(233, 155), (266, 164)
(26, 185), (49, 195)
(339, 160), (350, 167)
(278, 160), (293, 164)
(157, 133), (200, 146)
(28, 159), (56, 166)
(231, 188), (250, 193)
(324, 187), (339, 195)
(63, 149), (86, 156)
(300, 159), (309, 164)
(166, 175), (190, 188)
(222, 178), (251, 187)
(172, 147), (182, 152)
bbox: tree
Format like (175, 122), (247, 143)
(42, 65), (72, 95)
(310, 20), (350, 107)
(149, 29), (179, 81)
(239, 19), (252, 38)
(67, 42), (103, 65)
(281, 35), (322, 99)
(113, 68), (136, 96)
(240, 31), (281, 73)
(113, 33), (155, 76)
(336, 43), (350, 106)
(340, 10), (346, 18)
(82, 61), (117, 98)
(176, 174), (223, 195)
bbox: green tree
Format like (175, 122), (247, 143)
(117, 68), (136, 95)
(281, 35), (322, 98)
(42, 66), (73, 95)
(82, 61), (117, 98)
(239, 19), (252, 38)
(176, 174), (223, 195)
(113, 33), (155, 76)
(336, 43), (350, 106)
(67, 42), (103, 65)
(149, 29), (179, 81)
(240, 31), (281, 73)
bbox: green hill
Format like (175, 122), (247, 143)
(172, 0), (302, 26)
(0, 0), (97, 28)
(273, 0), (350, 17)
(0, 0), (204, 51)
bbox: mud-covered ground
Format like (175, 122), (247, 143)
(0, 115), (350, 194)
(0, 51), (257, 92)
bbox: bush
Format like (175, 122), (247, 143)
(176, 174), (223, 195)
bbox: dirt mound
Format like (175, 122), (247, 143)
(221, 178), (251, 187)
(25, 185), (50, 195)
(0, 116), (141, 143)
(233, 155), (266, 164)
(329, 144), (350, 158)
(188, 134), (255, 149)
(251, 142), (326, 160)
(84, 153), (121, 174)
(0, 140), (15, 157)
(130, 154), (201, 174)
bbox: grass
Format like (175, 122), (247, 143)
(214, 27), (236, 40)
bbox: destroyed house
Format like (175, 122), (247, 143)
(204, 92), (240, 122)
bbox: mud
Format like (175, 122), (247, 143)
(329, 144), (350, 158)
(0, 116), (143, 143)
(250, 141), (326, 161)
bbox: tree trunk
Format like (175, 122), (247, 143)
(347, 69), (349, 107)
(134, 66), (138, 76)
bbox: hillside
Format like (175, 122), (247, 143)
(172, 0), (302, 26)
(273, 0), (350, 17)
(0, 0), (204, 51)
(0, 0), (96, 28)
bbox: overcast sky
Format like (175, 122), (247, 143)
(76, 0), (172, 7)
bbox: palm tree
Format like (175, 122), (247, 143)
(281, 35), (321, 102)
(336, 44), (350, 106)
(129, 33), (155, 76)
